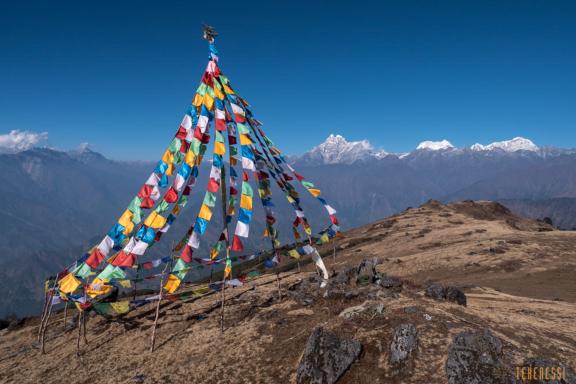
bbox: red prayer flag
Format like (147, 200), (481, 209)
(215, 118), (226, 131)
(207, 178), (220, 192)
(164, 187), (178, 203)
(138, 184), (152, 198)
(180, 245), (193, 263)
(231, 235), (244, 252)
(86, 249), (105, 268)
(111, 251), (135, 267)
(176, 126), (187, 140)
(140, 197), (154, 209)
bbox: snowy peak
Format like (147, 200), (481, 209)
(303, 134), (387, 164)
(470, 137), (539, 152)
(416, 140), (454, 151)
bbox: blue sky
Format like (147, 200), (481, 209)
(1, 0), (575, 159)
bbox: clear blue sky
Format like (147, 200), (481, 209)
(1, 0), (575, 159)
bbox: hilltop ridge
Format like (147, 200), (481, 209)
(0, 200), (575, 383)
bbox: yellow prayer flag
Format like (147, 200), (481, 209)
(59, 273), (81, 294)
(224, 265), (232, 279)
(230, 157), (237, 166)
(118, 279), (132, 288)
(308, 188), (322, 197)
(288, 249), (300, 259)
(239, 134), (252, 145)
(192, 93), (203, 106)
(122, 220), (134, 236)
(213, 85), (224, 100)
(161, 149), (174, 165)
(118, 209), (133, 228)
(86, 278), (112, 298)
(210, 248), (219, 259)
(223, 84), (234, 95)
(172, 205), (181, 216)
(198, 204), (212, 221)
(164, 274), (181, 294)
(214, 141), (226, 155)
(110, 301), (130, 314)
(185, 150), (196, 166)
(203, 93), (214, 110)
(144, 211), (167, 229)
(165, 162), (174, 176)
(240, 195), (252, 210)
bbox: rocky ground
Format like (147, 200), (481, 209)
(0, 200), (575, 383)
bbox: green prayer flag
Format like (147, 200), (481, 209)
(155, 200), (170, 213)
(132, 206), (142, 224)
(169, 138), (181, 153)
(173, 258), (188, 272)
(241, 183), (253, 197)
(98, 264), (126, 281)
(203, 192), (217, 207)
(173, 151), (183, 165)
(127, 196), (142, 213)
(302, 181), (315, 189)
(72, 262), (91, 279)
(215, 131), (224, 142)
(237, 123), (250, 134)
(177, 195), (188, 207)
(190, 139), (201, 155)
(196, 83), (207, 95)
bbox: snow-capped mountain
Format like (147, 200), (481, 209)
(470, 137), (539, 152)
(299, 134), (388, 164)
(416, 140), (455, 151)
(295, 135), (563, 165)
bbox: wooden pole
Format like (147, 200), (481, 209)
(82, 311), (88, 344)
(332, 241), (336, 265)
(219, 162), (229, 334)
(220, 251), (227, 333)
(37, 291), (49, 342)
(40, 292), (54, 355)
(150, 265), (168, 352)
(133, 266), (139, 301)
(62, 301), (69, 330)
(276, 270), (282, 300)
(76, 310), (82, 357)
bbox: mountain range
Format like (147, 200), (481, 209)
(0, 134), (575, 316)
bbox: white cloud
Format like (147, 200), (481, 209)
(0, 130), (48, 153)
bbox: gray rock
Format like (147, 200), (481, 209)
(425, 284), (467, 306)
(288, 291), (315, 306)
(446, 329), (513, 384)
(296, 326), (362, 384)
(403, 305), (422, 314)
(390, 323), (418, 373)
(522, 357), (575, 384)
(377, 274), (403, 290)
(425, 284), (446, 300)
(333, 266), (356, 285)
(356, 257), (380, 285)
(445, 286), (467, 306)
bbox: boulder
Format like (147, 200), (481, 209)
(288, 291), (315, 306)
(338, 301), (385, 320)
(377, 274), (403, 291)
(446, 328), (513, 384)
(356, 257), (380, 285)
(425, 284), (467, 306)
(425, 284), (446, 300)
(389, 323), (418, 374)
(445, 286), (467, 306)
(296, 326), (362, 384)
